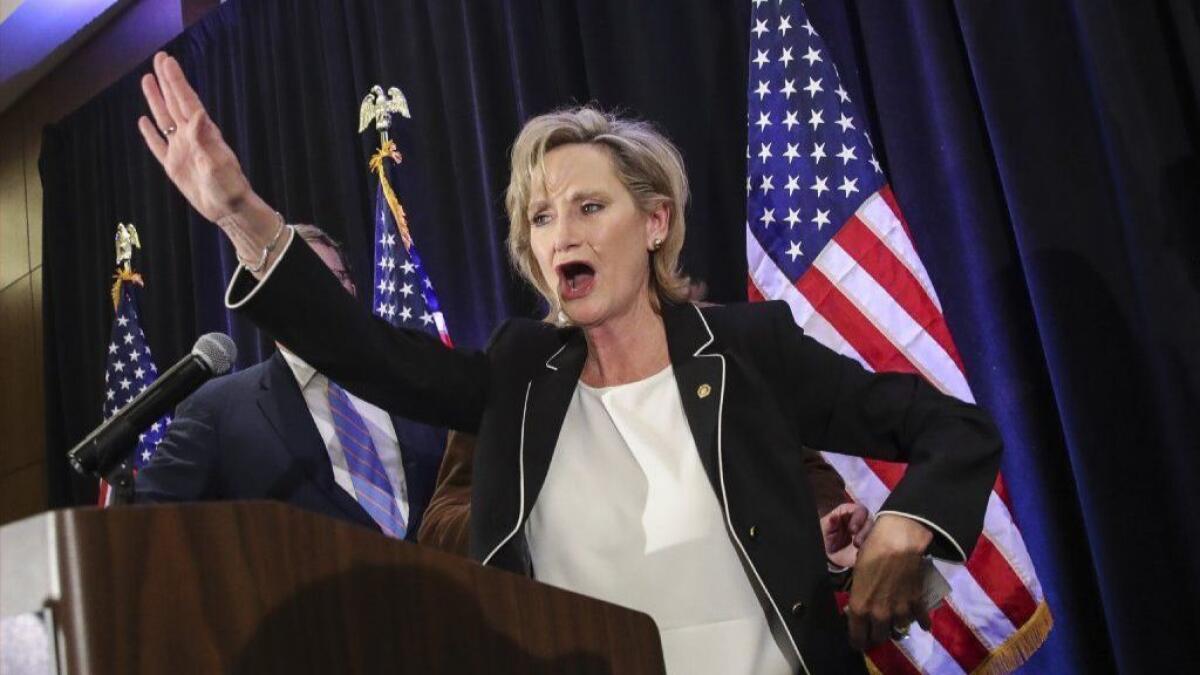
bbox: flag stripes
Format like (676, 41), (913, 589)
(744, 4), (1050, 668)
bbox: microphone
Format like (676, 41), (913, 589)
(68, 332), (237, 478)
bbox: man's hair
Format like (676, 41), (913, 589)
(292, 223), (353, 275)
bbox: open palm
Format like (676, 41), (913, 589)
(137, 52), (252, 224)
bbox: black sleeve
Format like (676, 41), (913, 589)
(770, 301), (1002, 561)
(134, 392), (221, 503)
(227, 236), (494, 433)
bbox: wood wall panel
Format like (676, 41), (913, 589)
(31, 265), (42, 365)
(0, 107), (28, 290)
(24, 105), (41, 269)
(0, 274), (39, 476)
(0, 460), (46, 524)
(0, 0), (22, 25)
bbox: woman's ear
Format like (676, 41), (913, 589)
(646, 202), (671, 249)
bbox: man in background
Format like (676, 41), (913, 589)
(136, 225), (445, 540)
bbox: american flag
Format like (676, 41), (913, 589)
(98, 277), (170, 504)
(745, 1), (1050, 672)
(370, 144), (453, 347)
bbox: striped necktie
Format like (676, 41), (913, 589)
(326, 381), (406, 538)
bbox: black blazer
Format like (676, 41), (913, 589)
(231, 239), (1002, 674)
(134, 352), (445, 541)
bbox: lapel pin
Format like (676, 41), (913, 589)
(697, 383), (712, 399)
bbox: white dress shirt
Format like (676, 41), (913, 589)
(526, 366), (792, 675)
(278, 347), (410, 525)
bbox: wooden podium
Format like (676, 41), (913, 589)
(0, 501), (664, 674)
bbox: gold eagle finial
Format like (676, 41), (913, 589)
(358, 85), (411, 144)
(114, 222), (141, 273)
(111, 223), (145, 308)
(359, 85), (415, 249)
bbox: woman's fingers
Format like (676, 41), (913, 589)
(915, 608), (932, 631)
(153, 53), (186, 127)
(158, 52), (205, 121)
(847, 612), (867, 650)
(847, 609), (891, 650)
(183, 108), (205, 143)
(890, 601), (914, 634)
(137, 116), (168, 164)
(848, 604), (909, 650)
(848, 504), (869, 532)
(140, 73), (175, 134)
(164, 55), (205, 119)
(868, 612), (891, 648)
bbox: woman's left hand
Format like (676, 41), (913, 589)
(845, 514), (934, 650)
(820, 502), (871, 569)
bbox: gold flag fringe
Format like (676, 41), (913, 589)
(971, 601), (1053, 675)
(110, 269), (144, 310)
(864, 601), (1053, 675)
(369, 139), (414, 250)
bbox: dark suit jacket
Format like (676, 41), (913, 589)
(134, 352), (445, 541)
(230, 240), (1002, 674)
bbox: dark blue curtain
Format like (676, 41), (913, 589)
(41, 0), (1200, 672)
(808, 2), (1200, 673)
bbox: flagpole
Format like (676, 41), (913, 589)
(99, 222), (172, 505)
(102, 224), (144, 505)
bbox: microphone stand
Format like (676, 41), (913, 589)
(101, 441), (138, 505)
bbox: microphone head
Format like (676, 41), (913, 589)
(192, 333), (237, 375)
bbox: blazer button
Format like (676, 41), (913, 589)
(697, 383), (712, 399)
(748, 525), (758, 540)
(791, 601), (805, 617)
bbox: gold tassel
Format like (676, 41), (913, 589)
(862, 601), (1053, 674)
(369, 139), (414, 249)
(110, 269), (144, 310)
(971, 601), (1054, 675)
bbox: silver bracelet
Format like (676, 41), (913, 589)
(238, 211), (288, 274)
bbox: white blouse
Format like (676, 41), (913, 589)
(526, 366), (792, 675)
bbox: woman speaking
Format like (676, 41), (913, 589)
(138, 51), (1001, 674)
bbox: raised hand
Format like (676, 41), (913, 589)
(137, 52), (279, 262)
(844, 514), (934, 650)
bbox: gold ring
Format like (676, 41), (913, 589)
(162, 124), (177, 136)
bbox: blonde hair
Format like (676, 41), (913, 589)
(505, 106), (690, 319)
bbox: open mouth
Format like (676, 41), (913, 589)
(556, 261), (596, 301)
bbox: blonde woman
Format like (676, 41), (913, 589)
(139, 52), (1000, 674)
